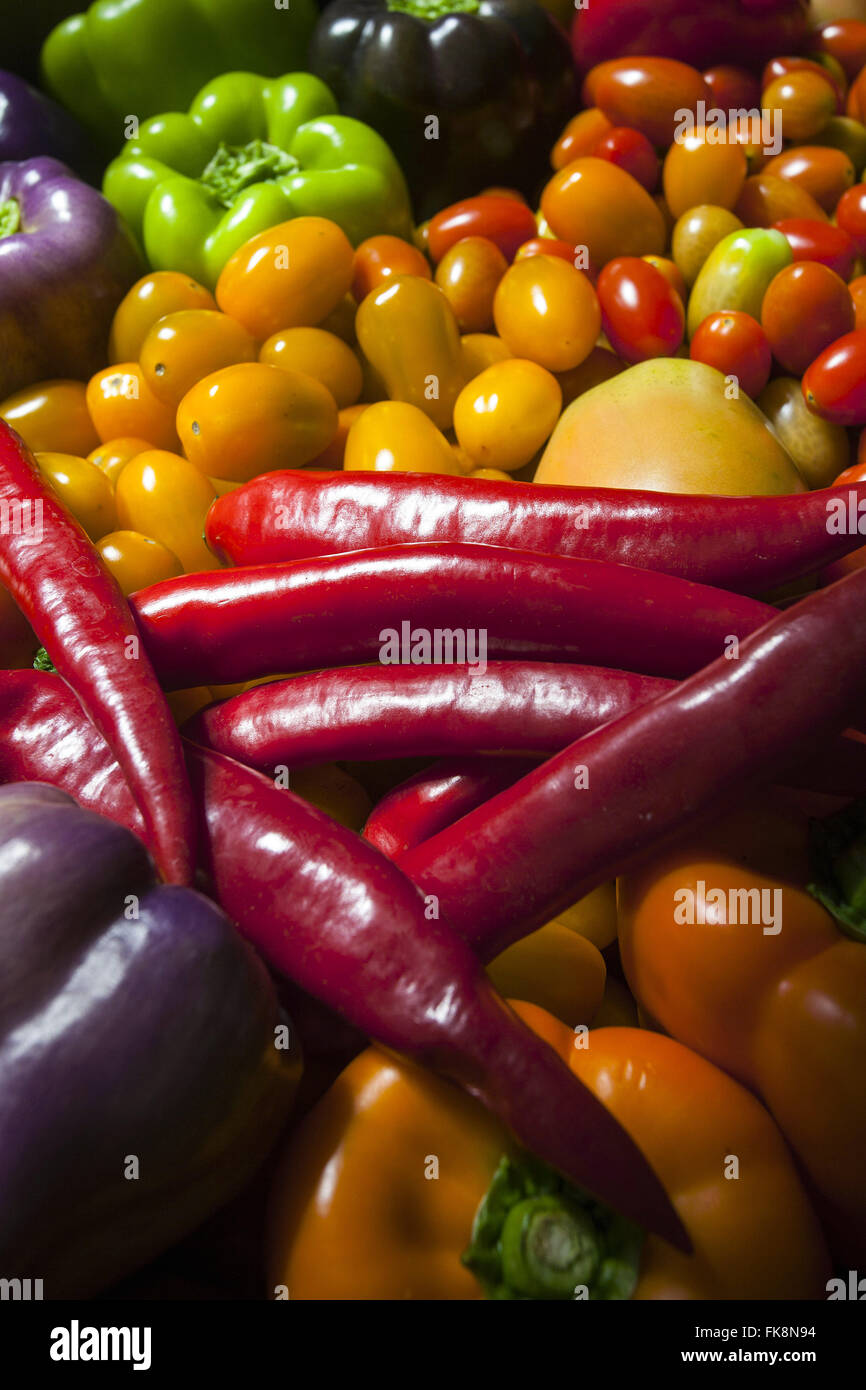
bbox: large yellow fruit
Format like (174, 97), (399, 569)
(534, 358), (805, 495)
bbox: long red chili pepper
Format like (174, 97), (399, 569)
(0, 423), (194, 883)
(131, 543), (773, 688)
(0, 669), (687, 1249)
(363, 756), (531, 858)
(206, 470), (866, 595)
(184, 663), (676, 767)
(397, 567), (866, 962)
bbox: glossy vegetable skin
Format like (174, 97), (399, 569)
(0, 157), (141, 399)
(363, 756), (529, 859)
(131, 543), (773, 690)
(205, 470), (866, 596)
(267, 1006), (829, 1300)
(0, 782), (299, 1298)
(0, 70), (92, 174)
(308, 0), (576, 218)
(398, 568), (866, 962)
(619, 799), (866, 1262)
(572, 0), (809, 72)
(0, 423), (195, 884)
(0, 671), (686, 1247)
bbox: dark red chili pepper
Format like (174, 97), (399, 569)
(0, 668), (687, 1249)
(398, 568), (866, 962)
(205, 471), (866, 596)
(131, 543), (773, 689)
(184, 663), (676, 769)
(0, 423), (194, 883)
(363, 756), (532, 858)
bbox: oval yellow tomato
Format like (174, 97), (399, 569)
(34, 451), (116, 540)
(259, 327), (363, 409)
(216, 217), (355, 339)
(344, 401), (461, 475)
(493, 256), (601, 372)
(453, 359), (562, 471)
(96, 530), (184, 595)
(115, 449), (218, 571)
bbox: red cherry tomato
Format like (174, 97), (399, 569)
(689, 311), (772, 399)
(761, 56), (846, 113)
(836, 184), (866, 257)
(702, 66), (761, 111)
(849, 275), (866, 330)
(814, 20), (866, 84)
(760, 261), (856, 377)
(596, 257), (685, 365)
(427, 197), (538, 265)
(593, 127), (659, 193)
(802, 330), (866, 426)
(773, 218), (858, 281)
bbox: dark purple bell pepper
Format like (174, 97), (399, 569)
(0, 157), (141, 400)
(0, 71), (93, 176)
(0, 782), (300, 1298)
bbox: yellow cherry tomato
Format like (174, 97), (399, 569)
(87, 436), (152, 488)
(553, 881), (618, 951)
(139, 310), (257, 407)
(662, 127), (748, 220)
(85, 364), (180, 450)
(434, 236), (508, 333)
(109, 271), (217, 363)
(259, 328), (363, 409)
(355, 276), (465, 431)
(34, 451), (116, 540)
(0, 380), (99, 456)
(344, 401), (462, 475)
(115, 450), (217, 572)
(493, 256), (601, 372)
(460, 333), (512, 379)
(216, 217), (355, 339)
(469, 468), (514, 481)
(177, 362), (338, 483)
(453, 359), (562, 471)
(96, 529), (183, 595)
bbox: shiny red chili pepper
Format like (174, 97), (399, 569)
(206, 471), (866, 596)
(397, 568), (866, 962)
(362, 756), (530, 859)
(0, 422), (193, 883)
(130, 543), (773, 690)
(427, 196), (538, 264)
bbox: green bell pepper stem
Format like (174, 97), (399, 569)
(808, 798), (866, 943)
(201, 142), (301, 207)
(462, 1153), (644, 1300)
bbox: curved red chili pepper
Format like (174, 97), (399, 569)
(0, 423), (194, 883)
(205, 471), (866, 595)
(363, 756), (531, 858)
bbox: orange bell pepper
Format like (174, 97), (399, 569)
(618, 793), (866, 1264)
(267, 1000), (829, 1300)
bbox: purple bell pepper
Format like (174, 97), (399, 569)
(0, 71), (93, 176)
(0, 157), (141, 400)
(0, 782), (300, 1298)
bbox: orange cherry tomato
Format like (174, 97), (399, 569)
(762, 56), (846, 113)
(762, 71), (838, 143)
(550, 108), (612, 170)
(689, 312), (772, 399)
(259, 328), (363, 409)
(139, 310), (257, 407)
(540, 159), (666, 270)
(735, 173), (829, 228)
(87, 436), (152, 488)
(96, 530), (184, 596)
(216, 217), (355, 339)
(849, 274), (866, 329)
(837, 184), (866, 255)
(593, 127), (659, 193)
(453, 359), (562, 472)
(343, 401), (461, 475)
(815, 19), (866, 84)
(460, 333), (512, 380)
(108, 272), (217, 364)
(434, 236), (508, 333)
(307, 403), (369, 469)
(85, 364), (180, 451)
(761, 261), (856, 376)
(642, 255), (688, 302)
(0, 380), (99, 456)
(115, 450), (217, 572)
(493, 255), (601, 373)
(701, 65), (761, 111)
(592, 57), (711, 147)
(663, 128), (748, 221)
(34, 451), (116, 540)
(763, 146), (856, 215)
(177, 362), (338, 482)
(351, 235), (431, 302)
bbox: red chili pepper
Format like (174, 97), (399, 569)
(397, 568), (866, 962)
(205, 471), (866, 595)
(0, 423), (193, 883)
(363, 756), (533, 858)
(184, 663), (675, 768)
(131, 543), (773, 690)
(0, 667), (687, 1249)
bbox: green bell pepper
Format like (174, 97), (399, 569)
(102, 72), (414, 289)
(42, 0), (317, 145)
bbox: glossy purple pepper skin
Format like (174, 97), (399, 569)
(0, 157), (141, 399)
(0, 782), (299, 1298)
(0, 72), (93, 175)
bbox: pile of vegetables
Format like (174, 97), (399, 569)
(0, 0), (865, 1305)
